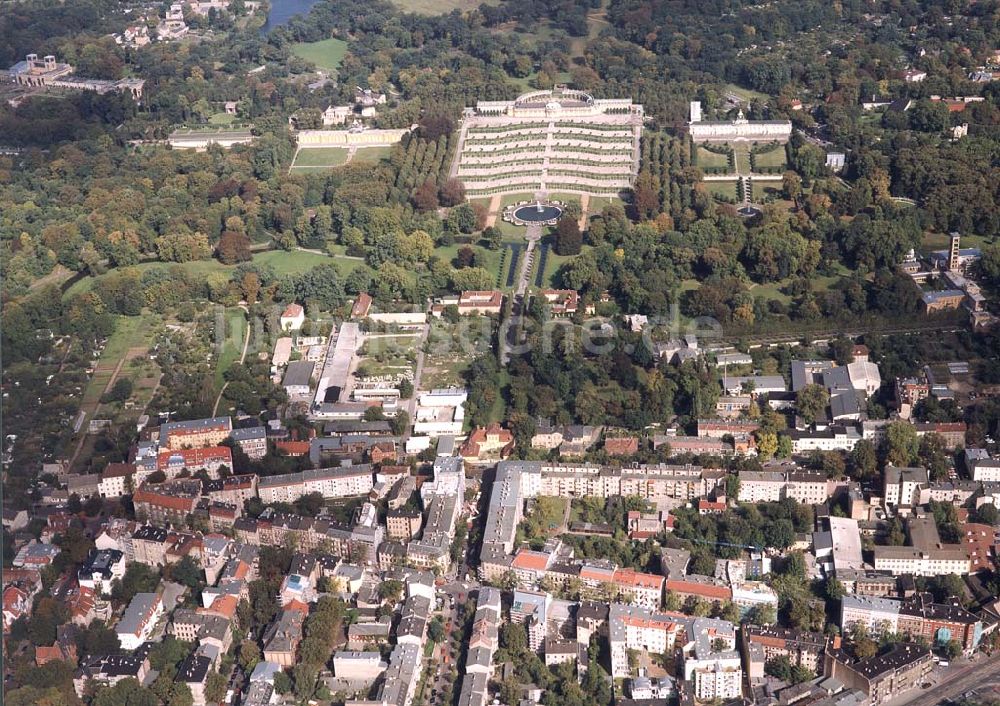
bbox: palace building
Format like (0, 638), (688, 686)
(688, 101), (791, 143)
(452, 87), (643, 197)
(6, 53), (145, 100)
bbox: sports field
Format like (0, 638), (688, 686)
(290, 38), (349, 72)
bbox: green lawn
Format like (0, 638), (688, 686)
(485, 369), (510, 425)
(922, 231), (994, 252)
(253, 249), (365, 276)
(586, 195), (622, 212)
(508, 70), (572, 92)
(290, 38), (349, 72)
(696, 146), (732, 171)
(353, 145), (393, 163)
(292, 147), (350, 168)
(534, 243), (591, 288)
(434, 243), (505, 286)
(80, 314), (161, 408)
(753, 145), (787, 169)
(215, 308), (247, 389)
(722, 82), (771, 103)
(705, 180), (740, 201)
(733, 144), (751, 174)
(208, 112), (236, 126)
(65, 250), (363, 299)
(390, 0), (497, 13)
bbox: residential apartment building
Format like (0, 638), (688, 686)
(872, 517), (970, 577)
(156, 446), (233, 479)
(741, 625), (827, 680)
(230, 426), (268, 459)
(842, 593), (981, 654)
(98, 463), (135, 498)
(159, 416), (233, 450)
(387, 509), (423, 541)
(77, 549), (125, 596)
(884, 466), (929, 509)
(737, 469), (830, 505)
(786, 425), (862, 453)
(117, 593), (163, 650)
(203, 474), (259, 506)
(257, 465), (374, 503)
(74, 651), (151, 698)
(263, 608), (305, 667)
(825, 644), (933, 706)
(133, 480), (201, 526)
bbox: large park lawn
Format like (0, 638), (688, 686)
(64, 250), (362, 299)
(390, 0), (497, 13)
(290, 38), (349, 72)
(753, 144), (787, 170)
(291, 147), (351, 169)
(696, 146), (732, 171)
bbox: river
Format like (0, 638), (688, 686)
(260, 0), (325, 33)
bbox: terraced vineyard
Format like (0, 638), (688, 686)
(454, 91), (643, 198)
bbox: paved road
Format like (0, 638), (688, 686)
(501, 224), (541, 364)
(884, 653), (1000, 706)
(725, 323), (965, 347)
(404, 324), (431, 421)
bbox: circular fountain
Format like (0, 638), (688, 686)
(509, 201), (563, 225)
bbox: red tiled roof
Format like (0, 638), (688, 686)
(664, 578), (732, 601)
(539, 289), (579, 312)
(614, 568), (664, 590)
(352, 293), (373, 319)
(379, 465), (408, 475)
(275, 440), (310, 456)
(605, 437), (639, 455)
(157, 446), (232, 470)
(3, 585), (28, 611)
(458, 290), (503, 309)
(460, 423), (515, 459)
(35, 645), (65, 666)
(202, 594), (238, 619)
(580, 565), (615, 582)
(69, 586), (96, 620)
(101, 462), (135, 479)
(512, 550), (549, 571)
(133, 487), (198, 512)
(929, 422), (967, 432)
(282, 303), (304, 318)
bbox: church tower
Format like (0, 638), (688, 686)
(948, 232), (961, 272)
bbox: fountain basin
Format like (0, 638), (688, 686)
(511, 203), (563, 223)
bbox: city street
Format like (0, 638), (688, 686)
(884, 653), (1000, 706)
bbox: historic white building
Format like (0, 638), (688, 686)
(454, 87), (643, 197)
(688, 101), (791, 143)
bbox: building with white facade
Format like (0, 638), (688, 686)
(688, 102), (791, 143)
(77, 549), (125, 596)
(116, 593), (163, 650)
(257, 465), (374, 503)
(884, 466), (929, 509)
